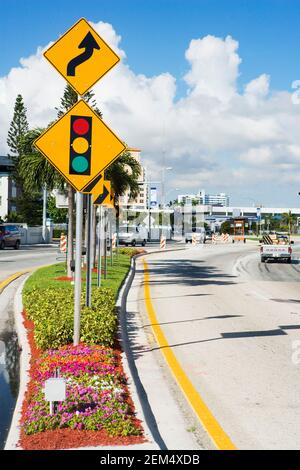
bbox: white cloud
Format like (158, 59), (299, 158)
(184, 35), (240, 102)
(1, 21), (300, 205)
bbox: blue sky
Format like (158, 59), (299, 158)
(1, 0), (300, 94)
(2, 0), (300, 207)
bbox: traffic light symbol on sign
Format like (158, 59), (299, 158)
(70, 115), (92, 175)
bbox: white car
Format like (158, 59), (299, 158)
(185, 228), (205, 244)
(118, 226), (147, 247)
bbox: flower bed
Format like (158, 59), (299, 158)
(20, 319), (144, 449)
(18, 258), (145, 449)
(22, 344), (141, 437)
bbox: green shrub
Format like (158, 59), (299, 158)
(52, 229), (66, 239)
(23, 287), (117, 350)
(117, 247), (146, 257)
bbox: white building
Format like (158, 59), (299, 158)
(118, 148), (148, 210)
(0, 156), (16, 220)
(177, 189), (229, 207)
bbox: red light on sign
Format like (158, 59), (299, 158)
(73, 118), (90, 135)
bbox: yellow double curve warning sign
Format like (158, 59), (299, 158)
(44, 17), (120, 96)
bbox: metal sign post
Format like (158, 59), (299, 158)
(109, 212), (113, 266)
(85, 193), (92, 307)
(97, 206), (102, 287)
(74, 192), (83, 345)
(104, 209), (107, 279)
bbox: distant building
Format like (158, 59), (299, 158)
(177, 189), (230, 207)
(118, 148), (148, 210)
(0, 156), (16, 220)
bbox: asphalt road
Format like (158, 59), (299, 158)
(0, 244), (60, 283)
(138, 241), (300, 449)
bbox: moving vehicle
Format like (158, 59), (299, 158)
(185, 227), (205, 244)
(118, 226), (147, 247)
(260, 234), (293, 263)
(0, 224), (21, 250)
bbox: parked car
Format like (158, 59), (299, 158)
(0, 224), (21, 250)
(118, 226), (147, 247)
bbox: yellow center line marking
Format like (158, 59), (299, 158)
(0, 263), (54, 294)
(142, 258), (236, 451)
(0, 271), (29, 294)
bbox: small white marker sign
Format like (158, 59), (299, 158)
(44, 377), (66, 402)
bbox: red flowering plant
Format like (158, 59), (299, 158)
(22, 344), (141, 437)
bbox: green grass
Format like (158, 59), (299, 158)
(24, 253), (132, 297)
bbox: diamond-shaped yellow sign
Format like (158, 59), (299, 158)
(44, 18), (120, 96)
(34, 100), (125, 192)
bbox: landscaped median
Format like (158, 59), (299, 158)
(18, 248), (146, 450)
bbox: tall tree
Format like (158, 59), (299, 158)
(7, 94), (29, 157)
(7, 94), (29, 201)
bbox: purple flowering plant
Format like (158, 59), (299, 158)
(22, 344), (141, 437)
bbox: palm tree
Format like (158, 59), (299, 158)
(89, 149), (142, 267)
(18, 129), (64, 192)
(281, 211), (297, 235)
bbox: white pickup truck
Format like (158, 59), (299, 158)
(260, 235), (293, 263)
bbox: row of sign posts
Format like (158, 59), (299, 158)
(34, 18), (125, 345)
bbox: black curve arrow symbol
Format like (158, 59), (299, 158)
(94, 185), (109, 205)
(67, 32), (100, 77)
(83, 173), (103, 193)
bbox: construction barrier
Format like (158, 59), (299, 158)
(192, 233), (197, 246)
(112, 232), (117, 249)
(212, 234), (218, 244)
(160, 235), (166, 250)
(222, 233), (230, 243)
(60, 233), (67, 253)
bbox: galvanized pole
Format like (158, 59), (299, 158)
(74, 191), (83, 346)
(97, 206), (102, 288)
(42, 184), (47, 243)
(110, 212), (113, 266)
(104, 208), (107, 279)
(85, 194), (92, 307)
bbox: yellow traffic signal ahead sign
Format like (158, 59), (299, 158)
(44, 18), (120, 96)
(34, 100), (125, 192)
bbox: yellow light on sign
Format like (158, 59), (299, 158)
(44, 18), (120, 96)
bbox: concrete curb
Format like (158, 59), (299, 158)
(116, 255), (162, 450)
(4, 275), (31, 450)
